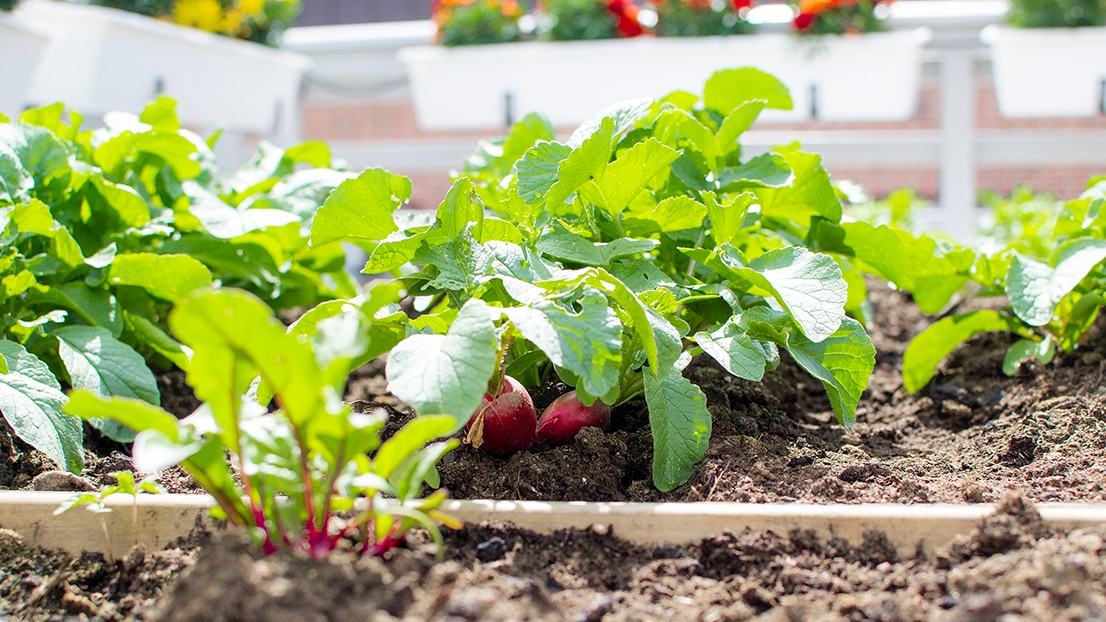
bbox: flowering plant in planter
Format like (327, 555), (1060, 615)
(791, 0), (891, 34)
(1005, 0), (1104, 28)
(538, 0), (645, 39)
(433, 0), (524, 46)
(85, 0), (301, 45)
(654, 0), (755, 37)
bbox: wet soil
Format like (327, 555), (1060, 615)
(3, 282), (1106, 619)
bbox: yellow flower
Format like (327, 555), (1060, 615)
(238, 0), (265, 17)
(172, 0), (225, 33)
(222, 7), (246, 35)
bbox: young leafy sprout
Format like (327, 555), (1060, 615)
(338, 67), (877, 492)
(54, 471), (166, 559)
(65, 286), (460, 559)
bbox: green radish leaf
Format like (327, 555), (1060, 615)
(704, 191), (756, 247)
(716, 100), (768, 151)
(718, 153), (792, 190)
(652, 109), (721, 171)
(1002, 338), (1055, 376)
(515, 141), (572, 206)
(311, 168), (411, 246)
(536, 227), (658, 266)
(413, 228), (493, 291)
(784, 317), (875, 428)
(504, 289), (623, 399)
(1007, 239), (1106, 327)
(0, 143), (33, 205)
(501, 113), (556, 171)
(593, 138), (681, 218)
(624, 196), (707, 234)
(694, 320), (767, 382)
(53, 325), (161, 442)
(567, 98), (653, 148)
(364, 229), (446, 274)
(184, 185), (300, 239)
(385, 299), (498, 432)
(646, 366), (711, 492)
(109, 253), (213, 302)
(703, 67), (793, 115)
(902, 310), (1036, 393)
(719, 246), (847, 343)
(0, 340), (82, 473)
(545, 118), (614, 209)
(436, 177), (485, 240)
(755, 150), (841, 226)
(89, 175), (150, 228)
(841, 222), (970, 314)
(123, 311), (191, 370)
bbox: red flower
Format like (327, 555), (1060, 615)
(792, 11), (815, 29)
(606, 0), (644, 37)
(731, 0), (752, 9)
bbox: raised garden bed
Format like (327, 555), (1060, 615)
(3, 283), (1106, 620)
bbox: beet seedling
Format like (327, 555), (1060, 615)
(54, 471), (166, 559)
(65, 288), (460, 559)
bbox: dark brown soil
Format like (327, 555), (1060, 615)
(3, 495), (1105, 621)
(3, 282), (1106, 620)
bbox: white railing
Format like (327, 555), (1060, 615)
(282, 1), (1106, 239)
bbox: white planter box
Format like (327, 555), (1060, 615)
(983, 25), (1106, 118)
(0, 11), (51, 117)
(399, 28), (931, 130)
(19, 0), (310, 134)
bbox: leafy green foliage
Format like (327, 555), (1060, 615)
(0, 98), (357, 470)
(319, 68), (877, 492)
(65, 287), (458, 559)
(655, 0), (755, 37)
(901, 178), (1106, 390)
(539, 0), (625, 40)
(1006, 0), (1105, 28)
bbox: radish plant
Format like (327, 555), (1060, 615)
(900, 178), (1106, 390)
(0, 98), (358, 472)
(64, 287), (458, 558)
(314, 68), (877, 491)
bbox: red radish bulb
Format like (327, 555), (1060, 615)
(535, 391), (611, 446)
(465, 375), (536, 456)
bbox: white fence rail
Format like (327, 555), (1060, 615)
(282, 1), (1106, 238)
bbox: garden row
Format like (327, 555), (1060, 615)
(1, 67), (1105, 558)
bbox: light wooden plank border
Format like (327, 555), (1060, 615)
(3, 492), (1105, 558)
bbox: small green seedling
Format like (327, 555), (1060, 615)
(54, 471), (166, 559)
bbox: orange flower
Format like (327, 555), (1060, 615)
(797, 0), (833, 14)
